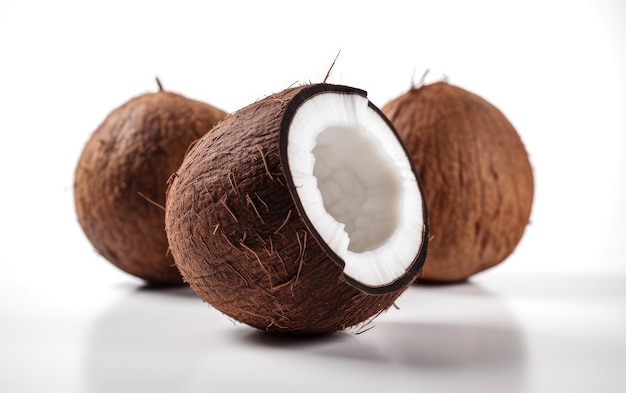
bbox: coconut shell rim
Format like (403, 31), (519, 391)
(278, 83), (429, 295)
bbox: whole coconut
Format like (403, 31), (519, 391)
(75, 81), (228, 285)
(382, 81), (533, 283)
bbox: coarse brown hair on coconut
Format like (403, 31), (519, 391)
(75, 78), (228, 285)
(382, 75), (534, 283)
(165, 82), (429, 335)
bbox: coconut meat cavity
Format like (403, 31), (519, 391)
(287, 92), (424, 288)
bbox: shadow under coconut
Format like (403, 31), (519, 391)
(241, 329), (353, 349)
(335, 281), (527, 391)
(240, 280), (528, 392)
(325, 321), (525, 368)
(134, 282), (199, 298)
(82, 279), (528, 393)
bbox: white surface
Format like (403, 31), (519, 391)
(1, 0), (625, 392)
(2, 271), (625, 393)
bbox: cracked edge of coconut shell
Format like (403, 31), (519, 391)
(278, 83), (430, 295)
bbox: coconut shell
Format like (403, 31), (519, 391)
(75, 88), (227, 285)
(165, 83), (427, 335)
(382, 82), (533, 283)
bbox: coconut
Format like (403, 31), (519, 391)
(382, 81), (534, 283)
(165, 83), (429, 335)
(74, 80), (228, 285)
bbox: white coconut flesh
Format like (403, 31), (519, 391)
(287, 92), (425, 288)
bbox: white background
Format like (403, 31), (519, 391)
(1, 1), (625, 392)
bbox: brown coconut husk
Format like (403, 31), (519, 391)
(75, 84), (228, 285)
(383, 81), (534, 283)
(165, 83), (428, 335)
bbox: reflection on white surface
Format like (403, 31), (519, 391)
(82, 286), (223, 392)
(1, 271), (625, 392)
(71, 274), (626, 393)
(80, 281), (528, 393)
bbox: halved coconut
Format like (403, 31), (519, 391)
(165, 83), (428, 334)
